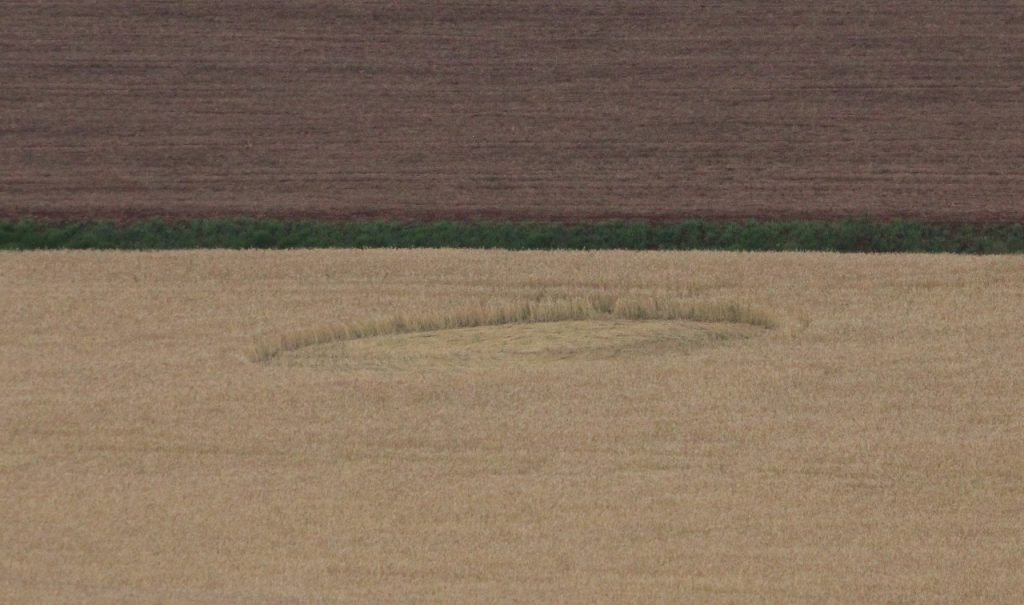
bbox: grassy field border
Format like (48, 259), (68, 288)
(2, 219), (1022, 253)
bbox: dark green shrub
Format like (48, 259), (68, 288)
(0, 218), (1020, 254)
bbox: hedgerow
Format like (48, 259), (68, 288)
(1, 219), (1021, 253)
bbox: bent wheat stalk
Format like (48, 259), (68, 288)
(248, 295), (775, 362)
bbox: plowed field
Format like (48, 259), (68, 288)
(4, 2), (1024, 223)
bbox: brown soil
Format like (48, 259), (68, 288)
(3, 3), (1024, 224)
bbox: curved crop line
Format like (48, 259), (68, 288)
(248, 295), (776, 362)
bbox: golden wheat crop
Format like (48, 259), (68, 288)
(249, 294), (775, 362)
(1, 249), (1021, 603)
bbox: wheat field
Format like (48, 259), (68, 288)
(1, 249), (1022, 603)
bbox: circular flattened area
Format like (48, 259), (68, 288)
(273, 319), (764, 371)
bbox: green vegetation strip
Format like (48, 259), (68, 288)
(2, 219), (1023, 253)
